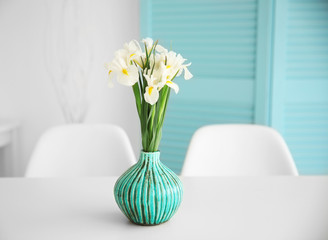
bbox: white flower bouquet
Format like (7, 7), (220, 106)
(105, 38), (192, 152)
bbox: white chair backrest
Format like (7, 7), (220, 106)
(181, 124), (298, 176)
(25, 124), (137, 177)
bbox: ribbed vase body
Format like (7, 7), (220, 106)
(114, 151), (183, 225)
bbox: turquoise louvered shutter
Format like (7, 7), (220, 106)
(271, 0), (328, 174)
(140, 0), (272, 173)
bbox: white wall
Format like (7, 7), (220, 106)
(0, 0), (140, 176)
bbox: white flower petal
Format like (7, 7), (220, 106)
(183, 66), (193, 80)
(156, 44), (168, 53)
(105, 62), (114, 88)
(129, 39), (141, 52)
(110, 59), (121, 72)
(143, 72), (157, 86)
(108, 71), (114, 88)
(143, 74), (151, 83)
(124, 40), (142, 61)
(142, 37), (153, 45)
(117, 65), (139, 86)
(142, 38), (154, 52)
(166, 80), (179, 94)
(114, 49), (128, 60)
(144, 86), (159, 105)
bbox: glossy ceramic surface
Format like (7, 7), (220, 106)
(114, 151), (183, 225)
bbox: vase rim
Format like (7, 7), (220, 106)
(141, 150), (160, 154)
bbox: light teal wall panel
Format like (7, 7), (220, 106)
(141, 0), (328, 175)
(140, 0), (272, 173)
(271, 0), (328, 175)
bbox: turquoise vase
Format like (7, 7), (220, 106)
(114, 151), (183, 225)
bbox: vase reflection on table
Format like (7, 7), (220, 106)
(106, 38), (192, 225)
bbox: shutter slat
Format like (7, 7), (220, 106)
(281, 0), (328, 174)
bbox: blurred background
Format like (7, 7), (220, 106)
(0, 0), (327, 176)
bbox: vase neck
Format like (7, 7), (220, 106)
(139, 151), (160, 164)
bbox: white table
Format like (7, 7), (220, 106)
(0, 177), (328, 240)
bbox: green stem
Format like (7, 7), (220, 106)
(136, 40), (174, 152)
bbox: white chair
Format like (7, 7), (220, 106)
(181, 124), (298, 176)
(25, 124), (137, 177)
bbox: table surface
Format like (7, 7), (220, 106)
(0, 177), (328, 240)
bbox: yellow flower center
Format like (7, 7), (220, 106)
(166, 80), (173, 84)
(166, 75), (170, 79)
(130, 53), (135, 58)
(166, 65), (171, 69)
(148, 86), (153, 95)
(108, 70), (112, 75)
(122, 69), (129, 75)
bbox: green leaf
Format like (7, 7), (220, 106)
(158, 87), (171, 129)
(132, 83), (141, 118)
(170, 70), (180, 82)
(154, 128), (162, 151)
(157, 86), (169, 124)
(144, 43), (150, 69)
(140, 56), (145, 69)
